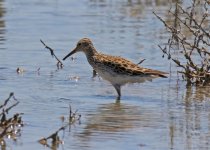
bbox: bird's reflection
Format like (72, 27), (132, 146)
(83, 102), (139, 133)
(77, 85), (210, 149)
(77, 101), (163, 141)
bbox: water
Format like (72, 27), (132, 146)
(0, 0), (209, 150)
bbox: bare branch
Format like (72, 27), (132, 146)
(40, 39), (64, 68)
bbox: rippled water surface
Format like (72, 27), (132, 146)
(0, 0), (209, 150)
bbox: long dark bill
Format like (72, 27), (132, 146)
(63, 48), (77, 60)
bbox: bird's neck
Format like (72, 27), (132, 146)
(84, 46), (98, 65)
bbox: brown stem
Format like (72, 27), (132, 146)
(40, 39), (64, 67)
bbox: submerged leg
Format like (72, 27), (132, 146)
(92, 69), (97, 78)
(113, 84), (121, 100)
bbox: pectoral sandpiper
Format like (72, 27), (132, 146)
(63, 38), (167, 100)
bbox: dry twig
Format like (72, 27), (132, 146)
(0, 93), (24, 147)
(38, 105), (81, 148)
(154, 0), (210, 85)
(40, 39), (64, 69)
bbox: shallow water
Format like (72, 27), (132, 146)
(0, 0), (209, 150)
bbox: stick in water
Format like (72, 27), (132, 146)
(40, 39), (64, 68)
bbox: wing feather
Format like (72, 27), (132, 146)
(93, 53), (167, 78)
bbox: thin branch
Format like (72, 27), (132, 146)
(178, 4), (210, 38)
(154, 1), (210, 85)
(40, 39), (64, 68)
(0, 93), (14, 109)
(38, 105), (81, 147)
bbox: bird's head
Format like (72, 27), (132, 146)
(63, 38), (95, 60)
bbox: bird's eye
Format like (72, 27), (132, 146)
(78, 43), (81, 46)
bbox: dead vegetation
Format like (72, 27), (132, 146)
(40, 39), (64, 69)
(0, 93), (24, 148)
(38, 105), (81, 149)
(154, 0), (210, 86)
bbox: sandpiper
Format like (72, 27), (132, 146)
(63, 38), (167, 100)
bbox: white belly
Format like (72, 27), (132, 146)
(95, 68), (156, 86)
